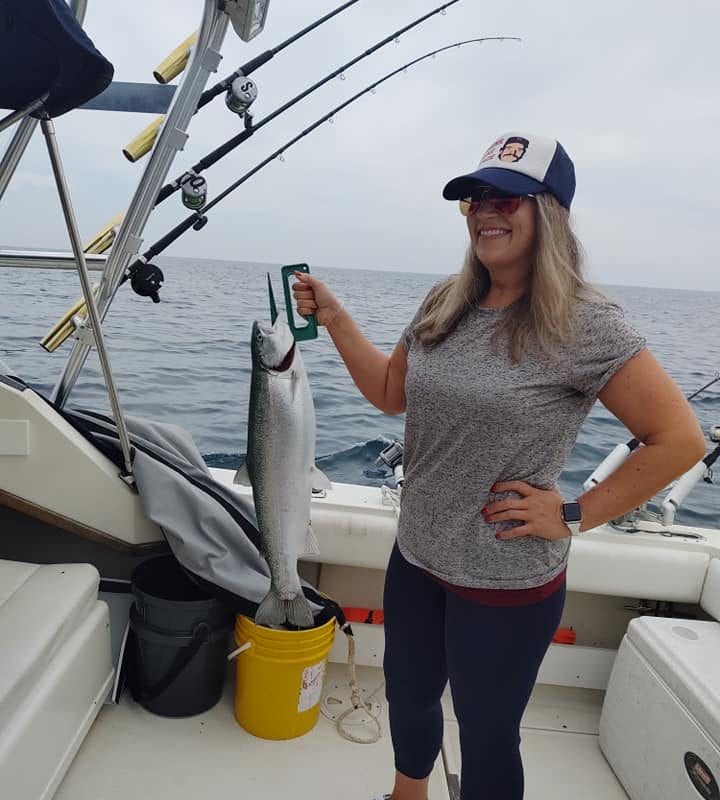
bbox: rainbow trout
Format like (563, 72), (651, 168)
(234, 318), (330, 628)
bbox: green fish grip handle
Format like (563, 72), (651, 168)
(281, 263), (318, 341)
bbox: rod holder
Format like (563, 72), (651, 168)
(154, 32), (198, 84)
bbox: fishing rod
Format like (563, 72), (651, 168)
(583, 372), (720, 491)
(41, 0), (480, 352)
(123, 0), (362, 163)
(154, 0), (464, 207)
(117, 36), (519, 301)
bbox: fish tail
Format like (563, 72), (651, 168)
(254, 588), (315, 629)
(286, 593), (315, 629)
(255, 588), (287, 627)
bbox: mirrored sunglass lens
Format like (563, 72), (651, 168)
(459, 194), (523, 216)
(492, 197), (522, 214)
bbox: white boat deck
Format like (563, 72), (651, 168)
(56, 664), (628, 800)
(443, 683), (629, 799)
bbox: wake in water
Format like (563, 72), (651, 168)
(205, 436), (398, 487)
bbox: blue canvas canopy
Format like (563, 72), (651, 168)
(0, 0), (113, 117)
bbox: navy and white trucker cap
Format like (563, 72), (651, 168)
(442, 132), (576, 210)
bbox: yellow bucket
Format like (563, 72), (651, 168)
(233, 614), (336, 740)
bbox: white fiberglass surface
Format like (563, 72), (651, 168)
(55, 663), (449, 800)
(442, 683), (629, 800)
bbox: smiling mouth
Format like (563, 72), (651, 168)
(479, 228), (511, 238)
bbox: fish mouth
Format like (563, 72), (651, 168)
(275, 341), (296, 372)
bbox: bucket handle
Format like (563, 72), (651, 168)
(226, 641), (252, 662)
(133, 620), (211, 704)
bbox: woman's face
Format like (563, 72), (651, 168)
(466, 195), (537, 273)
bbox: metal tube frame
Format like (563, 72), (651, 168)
(0, 0), (87, 201)
(0, 118), (40, 199)
(52, 0), (230, 408)
(0, 97), (48, 134)
(0, 250), (107, 271)
(40, 115), (135, 481)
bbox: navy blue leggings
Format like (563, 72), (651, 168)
(383, 544), (566, 800)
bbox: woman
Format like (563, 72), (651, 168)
(293, 131), (706, 800)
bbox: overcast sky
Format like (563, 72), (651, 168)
(1, 0), (719, 291)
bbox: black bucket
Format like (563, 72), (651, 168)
(128, 555), (233, 717)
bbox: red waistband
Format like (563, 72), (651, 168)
(430, 567), (567, 607)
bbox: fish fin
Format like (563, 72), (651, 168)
(233, 462), (251, 486)
(286, 593), (315, 629)
(255, 589), (315, 630)
(303, 524), (320, 556)
(255, 588), (287, 627)
(310, 465), (332, 492)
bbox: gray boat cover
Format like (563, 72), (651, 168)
(68, 408), (325, 619)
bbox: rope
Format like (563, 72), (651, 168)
(381, 485), (402, 518)
(330, 622), (383, 744)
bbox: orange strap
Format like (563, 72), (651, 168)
(552, 626), (576, 645)
(342, 607), (385, 625)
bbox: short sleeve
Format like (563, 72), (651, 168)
(401, 303), (425, 351)
(400, 281), (445, 351)
(569, 301), (647, 398)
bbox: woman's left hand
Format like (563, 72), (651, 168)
(483, 481), (571, 541)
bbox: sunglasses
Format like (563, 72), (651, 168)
(458, 193), (534, 217)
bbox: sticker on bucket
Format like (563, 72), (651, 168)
(298, 661), (326, 713)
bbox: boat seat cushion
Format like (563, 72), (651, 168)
(0, 559), (99, 726)
(701, 558), (720, 621)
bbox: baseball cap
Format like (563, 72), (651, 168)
(442, 132), (576, 210)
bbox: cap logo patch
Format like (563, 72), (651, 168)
(499, 136), (529, 163)
(479, 135), (530, 165)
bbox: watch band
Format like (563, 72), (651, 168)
(564, 519), (582, 536)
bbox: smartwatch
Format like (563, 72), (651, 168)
(561, 501), (583, 536)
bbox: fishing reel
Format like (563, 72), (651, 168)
(127, 260), (164, 304)
(377, 440), (404, 487)
(225, 74), (258, 125)
(179, 170), (208, 210)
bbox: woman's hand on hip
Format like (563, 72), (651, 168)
(292, 272), (344, 327)
(483, 481), (571, 540)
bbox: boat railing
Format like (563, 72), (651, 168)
(0, 249), (107, 271)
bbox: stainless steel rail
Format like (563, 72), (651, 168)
(41, 115), (135, 479)
(0, 249), (107, 271)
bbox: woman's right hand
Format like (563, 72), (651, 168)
(292, 271), (345, 327)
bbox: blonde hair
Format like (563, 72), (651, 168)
(413, 194), (604, 361)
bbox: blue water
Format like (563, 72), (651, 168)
(1, 257), (718, 527)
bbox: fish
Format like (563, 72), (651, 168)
(234, 317), (331, 628)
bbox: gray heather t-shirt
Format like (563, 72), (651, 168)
(398, 295), (647, 589)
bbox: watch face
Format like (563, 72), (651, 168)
(563, 502), (582, 523)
